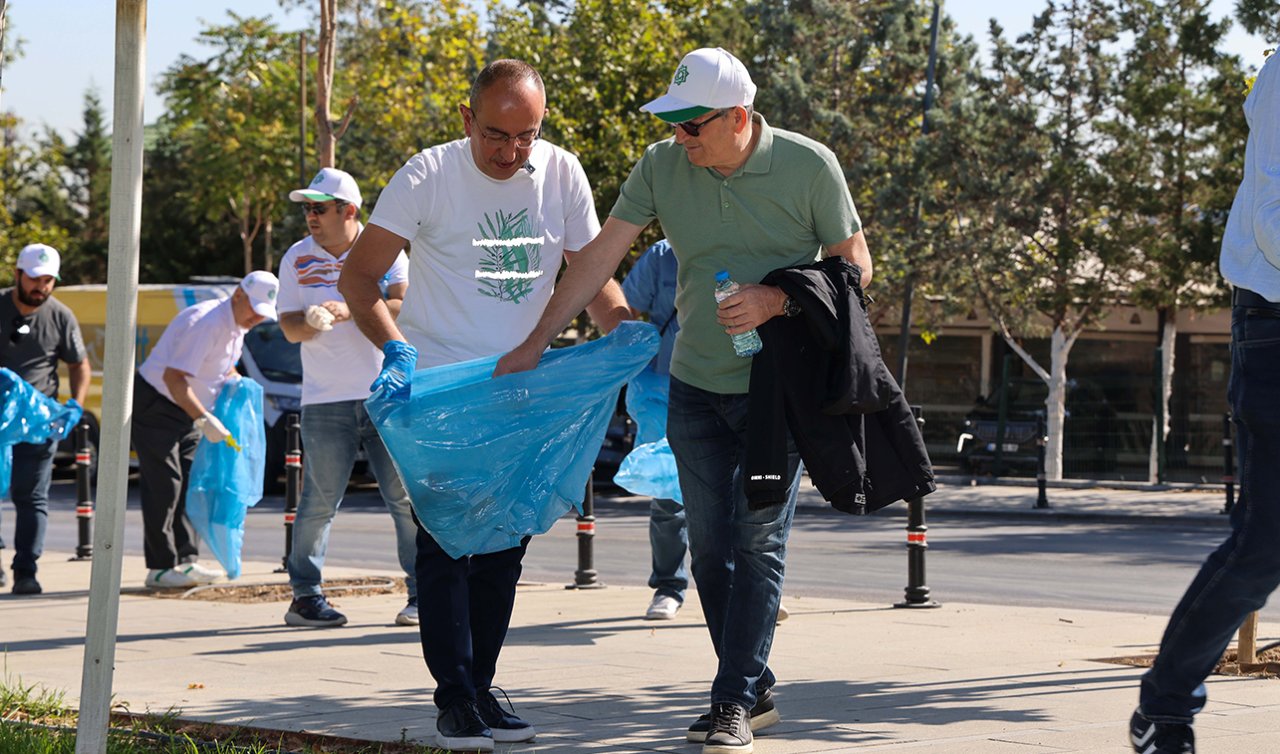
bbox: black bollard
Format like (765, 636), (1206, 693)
(566, 474), (605, 590)
(71, 423), (94, 560)
(1034, 415), (1050, 509)
(895, 406), (939, 608)
(276, 413), (302, 573)
(1222, 412), (1236, 515)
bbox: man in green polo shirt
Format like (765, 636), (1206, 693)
(497, 47), (871, 754)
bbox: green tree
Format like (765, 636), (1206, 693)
(59, 88), (112, 282)
(157, 13), (301, 274)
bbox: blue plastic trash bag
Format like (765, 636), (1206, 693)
(185, 377), (266, 579)
(613, 367), (682, 503)
(0, 368), (83, 499)
(368, 320), (659, 559)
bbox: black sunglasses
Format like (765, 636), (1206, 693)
(300, 200), (348, 217)
(10, 316), (31, 344)
(673, 109), (729, 138)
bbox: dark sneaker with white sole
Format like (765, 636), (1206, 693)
(478, 687), (536, 743)
(437, 698), (494, 752)
(284, 595), (348, 627)
(1130, 708), (1195, 753)
(687, 687), (779, 743)
(703, 702), (753, 753)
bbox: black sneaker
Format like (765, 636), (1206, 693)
(12, 574), (41, 595)
(437, 698), (494, 752)
(703, 702), (753, 753)
(477, 687), (536, 743)
(284, 595), (348, 627)
(687, 687), (779, 743)
(0, 564), (7, 588)
(1130, 708), (1195, 753)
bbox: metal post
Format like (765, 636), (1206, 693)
(993, 354), (1013, 476)
(566, 474), (604, 589)
(896, 406), (939, 608)
(1222, 412), (1236, 515)
(71, 423), (94, 560)
(278, 413), (302, 572)
(1154, 344), (1166, 484)
(1035, 415), (1051, 509)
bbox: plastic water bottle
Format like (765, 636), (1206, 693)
(713, 270), (763, 357)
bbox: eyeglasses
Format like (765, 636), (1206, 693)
(300, 200), (348, 217)
(479, 127), (540, 149)
(673, 109), (729, 138)
(9, 316), (31, 344)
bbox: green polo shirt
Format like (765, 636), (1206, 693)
(610, 114), (861, 394)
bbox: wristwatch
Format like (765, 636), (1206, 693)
(782, 295), (802, 318)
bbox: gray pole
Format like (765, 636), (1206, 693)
(895, 0), (941, 388)
(299, 31), (307, 187)
(76, 2), (146, 752)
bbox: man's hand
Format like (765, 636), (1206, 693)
(195, 412), (231, 444)
(494, 341), (544, 377)
(716, 283), (788, 335)
(321, 300), (351, 322)
(305, 305), (336, 332)
(370, 339), (419, 403)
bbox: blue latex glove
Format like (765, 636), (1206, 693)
(370, 339), (418, 404)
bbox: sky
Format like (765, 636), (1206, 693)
(1, 0), (1272, 140)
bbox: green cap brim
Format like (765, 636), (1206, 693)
(652, 105), (715, 124)
(295, 190), (337, 202)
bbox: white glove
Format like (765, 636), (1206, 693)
(305, 304), (336, 332)
(194, 412), (230, 444)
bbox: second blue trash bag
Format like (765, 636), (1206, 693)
(185, 377), (266, 580)
(367, 321), (659, 559)
(612, 367), (683, 503)
(0, 368), (84, 500)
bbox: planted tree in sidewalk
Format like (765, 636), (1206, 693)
(948, 0), (1133, 480)
(158, 13), (299, 275)
(1103, 0), (1247, 480)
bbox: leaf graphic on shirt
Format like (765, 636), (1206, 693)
(475, 208), (542, 303)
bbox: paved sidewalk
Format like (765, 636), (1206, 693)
(3, 540), (1280, 753)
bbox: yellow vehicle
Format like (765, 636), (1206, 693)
(53, 283), (304, 483)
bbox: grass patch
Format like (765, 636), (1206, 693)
(0, 677), (442, 753)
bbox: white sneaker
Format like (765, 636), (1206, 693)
(395, 598), (419, 626)
(776, 601), (790, 623)
(146, 568), (198, 589)
(644, 593), (681, 620)
(178, 562), (223, 585)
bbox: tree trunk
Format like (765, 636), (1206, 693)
(263, 218), (274, 273)
(1045, 326), (1074, 481)
(314, 0), (336, 168)
(1149, 308), (1176, 483)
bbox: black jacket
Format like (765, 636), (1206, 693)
(744, 257), (935, 513)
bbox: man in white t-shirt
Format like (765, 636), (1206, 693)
(133, 271), (279, 589)
(276, 167), (418, 629)
(338, 59), (628, 753)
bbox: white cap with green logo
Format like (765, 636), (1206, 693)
(288, 167), (363, 208)
(640, 47), (757, 124)
(16, 243), (62, 280)
(240, 270), (280, 322)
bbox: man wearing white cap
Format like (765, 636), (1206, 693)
(0, 243), (90, 595)
(133, 270), (279, 589)
(499, 47), (873, 753)
(277, 167), (418, 629)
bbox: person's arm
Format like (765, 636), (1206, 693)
(278, 310), (317, 343)
(495, 216), (645, 375)
(564, 251), (630, 334)
(67, 357), (90, 406)
(716, 231), (872, 335)
(162, 366), (210, 420)
(384, 282), (407, 319)
(337, 224), (412, 348)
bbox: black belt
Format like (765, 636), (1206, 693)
(1233, 287), (1280, 312)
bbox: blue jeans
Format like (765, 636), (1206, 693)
(649, 496), (688, 601)
(1140, 303), (1280, 722)
(2, 439), (56, 577)
(288, 400), (418, 599)
(667, 376), (802, 709)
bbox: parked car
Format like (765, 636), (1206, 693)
(957, 377), (1117, 474)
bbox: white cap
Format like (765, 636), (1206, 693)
(16, 243), (61, 280)
(640, 47), (757, 124)
(288, 167), (363, 208)
(240, 270), (279, 322)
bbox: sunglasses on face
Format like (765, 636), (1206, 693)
(300, 200), (348, 217)
(673, 109), (729, 138)
(10, 316), (31, 344)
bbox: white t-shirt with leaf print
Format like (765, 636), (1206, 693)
(369, 138), (601, 369)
